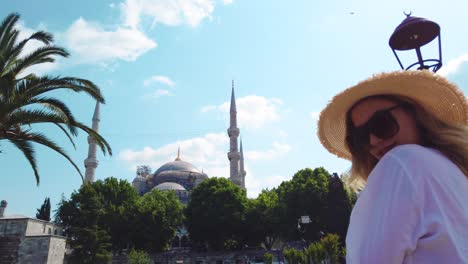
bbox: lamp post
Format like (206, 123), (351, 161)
(297, 215), (311, 245)
(389, 13), (442, 72)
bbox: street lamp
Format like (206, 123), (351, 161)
(297, 215), (311, 243)
(389, 13), (442, 72)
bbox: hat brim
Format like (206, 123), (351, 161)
(317, 70), (468, 160)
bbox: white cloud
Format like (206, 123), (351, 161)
(118, 133), (230, 177)
(150, 89), (173, 98)
(278, 130), (288, 137)
(120, 0), (215, 28)
(201, 95), (283, 129)
(222, 0), (234, 4)
(438, 54), (468, 77)
(245, 142), (291, 161)
(118, 132), (290, 198)
(144, 75), (175, 87)
(63, 17), (157, 64)
(246, 175), (289, 198)
(201, 105), (217, 113)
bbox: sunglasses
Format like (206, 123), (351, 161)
(351, 104), (403, 147)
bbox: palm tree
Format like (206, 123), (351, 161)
(0, 13), (112, 185)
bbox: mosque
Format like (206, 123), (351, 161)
(83, 82), (247, 204)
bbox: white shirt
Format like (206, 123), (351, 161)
(346, 144), (468, 264)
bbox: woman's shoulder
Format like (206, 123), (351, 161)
(377, 144), (462, 181)
(383, 144), (447, 166)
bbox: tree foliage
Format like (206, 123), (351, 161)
(305, 233), (344, 264)
(131, 189), (184, 252)
(56, 177), (184, 256)
(136, 165), (152, 177)
(283, 248), (305, 264)
(128, 249), (151, 264)
(263, 252), (274, 264)
(0, 13), (111, 185)
(324, 175), (354, 245)
(36, 197), (51, 221)
(245, 189), (280, 249)
(185, 177), (248, 251)
(276, 167), (330, 242)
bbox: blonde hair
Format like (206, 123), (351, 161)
(346, 94), (468, 183)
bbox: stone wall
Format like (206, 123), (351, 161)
(26, 219), (63, 236)
(18, 236), (50, 263)
(0, 219), (28, 236)
(47, 236), (66, 264)
(0, 218), (66, 264)
(0, 235), (21, 264)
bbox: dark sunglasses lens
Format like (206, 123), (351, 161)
(369, 111), (399, 139)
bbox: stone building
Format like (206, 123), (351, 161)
(0, 200), (66, 264)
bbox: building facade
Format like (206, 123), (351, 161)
(0, 201), (66, 264)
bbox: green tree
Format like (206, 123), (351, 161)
(36, 197), (51, 221)
(324, 175), (353, 245)
(185, 177), (248, 251)
(305, 241), (326, 264)
(128, 249), (151, 264)
(57, 184), (112, 263)
(56, 179), (183, 254)
(276, 167), (330, 242)
(0, 13), (111, 185)
(264, 252), (274, 264)
(245, 189), (280, 249)
(283, 248), (305, 264)
(93, 178), (139, 252)
(320, 233), (342, 264)
(67, 225), (112, 264)
(131, 189), (184, 252)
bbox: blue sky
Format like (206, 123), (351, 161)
(1, 0), (468, 216)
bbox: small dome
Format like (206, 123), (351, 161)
(154, 182), (187, 191)
(132, 176), (146, 182)
(154, 160), (200, 175)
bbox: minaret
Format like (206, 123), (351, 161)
(239, 138), (246, 188)
(227, 80), (241, 186)
(84, 101), (100, 183)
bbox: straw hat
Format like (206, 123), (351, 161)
(317, 70), (468, 160)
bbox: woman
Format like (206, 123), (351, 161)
(317, 70), (468, 263)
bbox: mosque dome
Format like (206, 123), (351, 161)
(153, 182), (187, 191)
(149, 148), (208, 192)
(154, 160), (200, 175)
(132, 175), (146, 182)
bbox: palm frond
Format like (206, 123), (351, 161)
(17, 76), (104, 103)
(5, 46), (68, 76)
(9, 138), (40, 185)
(7, 95), (78, 130)
(15, 131), (84, 182)
(0, 13), (20, 50)
(4, 31), (54, 70)
(0, 29), (20, 73)
(54, 123), (76, 149)
(6, 109), (78, 136)
(73, 121), (113, 156)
